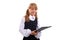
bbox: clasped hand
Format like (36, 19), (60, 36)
(31, 30), (38, 36)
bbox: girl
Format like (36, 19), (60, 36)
(19, 3), (41, 40)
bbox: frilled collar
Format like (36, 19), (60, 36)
(29, 15), (35, 21)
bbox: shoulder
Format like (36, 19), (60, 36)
(22, 16), (25, 20)
(21, 16), (25, 22)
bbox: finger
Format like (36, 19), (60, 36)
(34, 33), (37, 35)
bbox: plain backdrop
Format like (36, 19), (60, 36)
(0, 0), (60, 40)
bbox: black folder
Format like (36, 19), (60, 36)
(35, 26), (52, 32)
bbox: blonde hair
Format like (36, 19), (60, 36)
(25, 3), (38, 22)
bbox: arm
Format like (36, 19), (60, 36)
(19, 17), (31, 37)
(35, 20), (41, 39)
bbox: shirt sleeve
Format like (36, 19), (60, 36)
(19, 17), (31, 37)
(35, 20), (41, 39)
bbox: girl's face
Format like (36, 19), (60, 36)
(28, 8), (37, 16)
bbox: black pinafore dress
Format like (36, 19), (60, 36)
(23, 19), (40, 40)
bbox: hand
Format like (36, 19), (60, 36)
(31, 30), (38, 35)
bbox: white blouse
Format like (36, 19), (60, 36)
(19, 16), (41, 39)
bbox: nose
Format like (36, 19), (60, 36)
(32, 9), (35, 12)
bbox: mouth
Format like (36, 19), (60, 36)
(31, 12), (35, 13)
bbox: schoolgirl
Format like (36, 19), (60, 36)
(19, 3), (41, 40)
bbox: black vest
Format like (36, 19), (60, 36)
(24, 19), (38, 31)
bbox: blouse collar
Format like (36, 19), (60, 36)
(29, 15), (35, 21)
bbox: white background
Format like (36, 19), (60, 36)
(0, 0), (60, 40)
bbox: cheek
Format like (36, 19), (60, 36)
(29, 9), (31, 13)
(29, 9), (32, 13)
